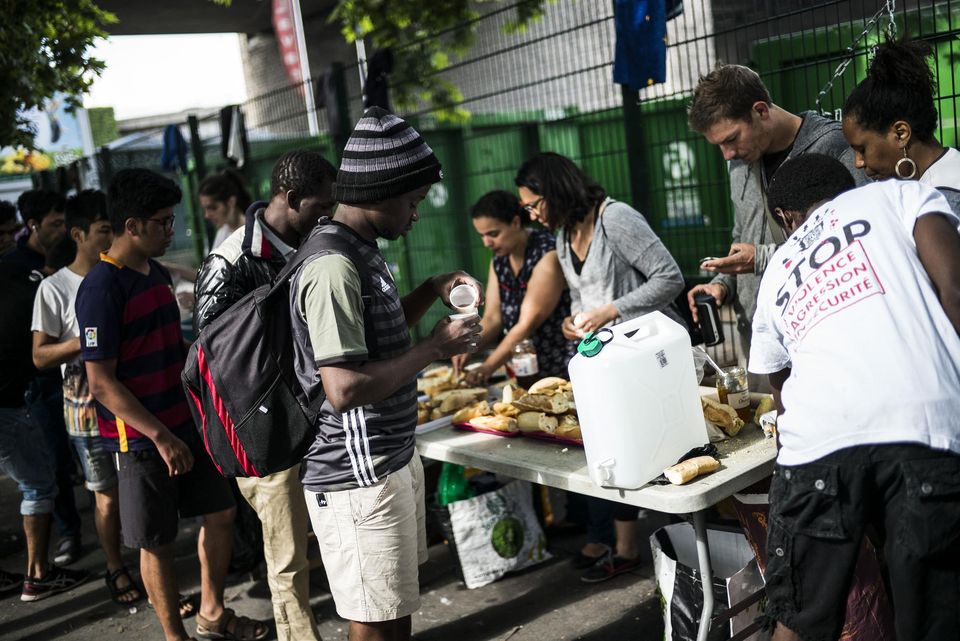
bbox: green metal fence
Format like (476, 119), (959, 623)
(80, 0), (959, 362)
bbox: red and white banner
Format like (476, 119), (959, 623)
(272, 0), (302, 86)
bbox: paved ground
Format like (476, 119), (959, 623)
(0, 474), (675, 641)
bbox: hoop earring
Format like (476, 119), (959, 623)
(895, 147), (917, 180)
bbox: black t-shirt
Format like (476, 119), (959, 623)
(0, 262), (41, 407)
(762, 144), (793, 185)
(1, 235), (45, 272)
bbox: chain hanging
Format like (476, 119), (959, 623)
(815, 0), (897, 118)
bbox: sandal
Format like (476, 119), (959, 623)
(196, 607), (270, 641)
(105, 566), (144, 605)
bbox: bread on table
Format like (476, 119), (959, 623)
(701, 396), (745, 436)
(437, 388), (489, 413)
(492, 401), (519, 418)
(663, 456), (720, 485)
(556, 414), (582, 440)
(452, 401), (491, 424)
(516, 411), (558, 434)
(468, 415), (518, 433)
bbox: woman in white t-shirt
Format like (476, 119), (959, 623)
(198, 169), (252, 251)
(842, 40), (960, 199)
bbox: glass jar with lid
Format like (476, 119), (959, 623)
(509, 338), (540, 389)
(716, 365), (752, 422)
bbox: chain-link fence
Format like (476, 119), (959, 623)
(67, 0), (959, 362)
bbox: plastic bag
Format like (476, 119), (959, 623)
(447, 480), (552, 589)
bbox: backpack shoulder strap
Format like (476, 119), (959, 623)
(266, 223), (372, 297)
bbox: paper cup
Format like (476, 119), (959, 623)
(450, 284), (479, 314)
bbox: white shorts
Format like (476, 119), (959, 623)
(304, 454), (427, 622)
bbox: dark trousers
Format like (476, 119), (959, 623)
(27, 375), (81, 540)
(766, 443), (960, 641)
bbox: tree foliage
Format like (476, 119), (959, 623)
(330, 0), (550, 122)
(0, 0), (115, 148)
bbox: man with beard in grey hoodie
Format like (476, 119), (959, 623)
(685, 65), (865, 388)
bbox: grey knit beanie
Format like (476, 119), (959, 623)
(334, 107), (442, 204)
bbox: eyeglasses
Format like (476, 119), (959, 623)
(141, 215), (176, 233)
(521, 197), (543, 215)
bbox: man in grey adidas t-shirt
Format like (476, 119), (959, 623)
(293, 107), (481, 641)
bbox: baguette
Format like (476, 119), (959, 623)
(556, 414), (582, 440)
(527, 376), (568, 395)
(516, 411), (558, 434)
(663, 456), (720, 485)
(701, 396), (745, 436)
(513, 393), (569, 415)
(492, 401), (519, 418)
(437, 388), (489, 413)
(452, 401), (491, 424)
(468, 415), (518, 433)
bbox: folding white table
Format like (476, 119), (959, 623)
(415, 394), (777, 641)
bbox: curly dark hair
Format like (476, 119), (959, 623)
(469, 190), (527, 225)
(843, 40), (939, 142)
(18, 189), (66, 225)
(767, 154), (856, 222)
(514, 152), (606, 232)
(108, 169), (182, 234)
(688, 64), (772, 133)
(65, 189), (109, 233)
(270, 150), (337, 210)
(199, 168), (253, 212)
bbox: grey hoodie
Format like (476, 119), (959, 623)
(711, 111), (867, 340)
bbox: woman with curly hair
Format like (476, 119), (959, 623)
(843, 39), (960, 208)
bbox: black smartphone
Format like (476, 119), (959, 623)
(694, 293), (724, 346)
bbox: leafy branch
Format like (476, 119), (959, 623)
(0, 0), (116, 148)
(331, 0), (550, 122)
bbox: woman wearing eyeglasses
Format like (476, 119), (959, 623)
(842, 40), (960, 209)
(451, 190), (574, 385)
(514, 152), (685, 582)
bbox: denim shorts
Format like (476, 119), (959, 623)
(70, 435), (117, 492)
(765, 443), (960, 641)
(0, 406), (57, 515)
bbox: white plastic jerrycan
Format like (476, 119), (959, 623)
(568, 311), (708, 490)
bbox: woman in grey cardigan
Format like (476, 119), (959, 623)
(515, 152), (685, 582)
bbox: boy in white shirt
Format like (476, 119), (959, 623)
(31, 190), (143, 606)
(749, 153), (960, 641)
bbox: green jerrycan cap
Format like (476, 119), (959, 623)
(577, 328), (614, 358)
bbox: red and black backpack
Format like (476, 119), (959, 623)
(181, 230), (370, 477)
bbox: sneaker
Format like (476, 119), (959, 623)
(580, 552), (642, 583)
(21, 566), (90, 602)
(52, 537), (82, 566)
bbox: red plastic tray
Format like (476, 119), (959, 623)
(522, 431), (584, 447)
(453, 421), (521, 437)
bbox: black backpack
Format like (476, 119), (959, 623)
(181, 228), (370, 478)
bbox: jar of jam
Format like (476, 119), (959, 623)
(509, 339), (540, 389)
(716, 366), (752, 422)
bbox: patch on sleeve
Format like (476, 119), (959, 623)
(84, 327), (98, 348)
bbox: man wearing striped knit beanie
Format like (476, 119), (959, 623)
(291, 107), (482, 641)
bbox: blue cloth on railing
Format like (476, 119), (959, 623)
(613, 0), (668, 91)
(160, 124), (188, 172)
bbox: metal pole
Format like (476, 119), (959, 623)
(355, 37), (368, 91)
(291, 0), (320, 137)
(693, 510), (715, 641)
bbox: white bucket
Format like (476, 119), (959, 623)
(568, 311), (708, 490)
